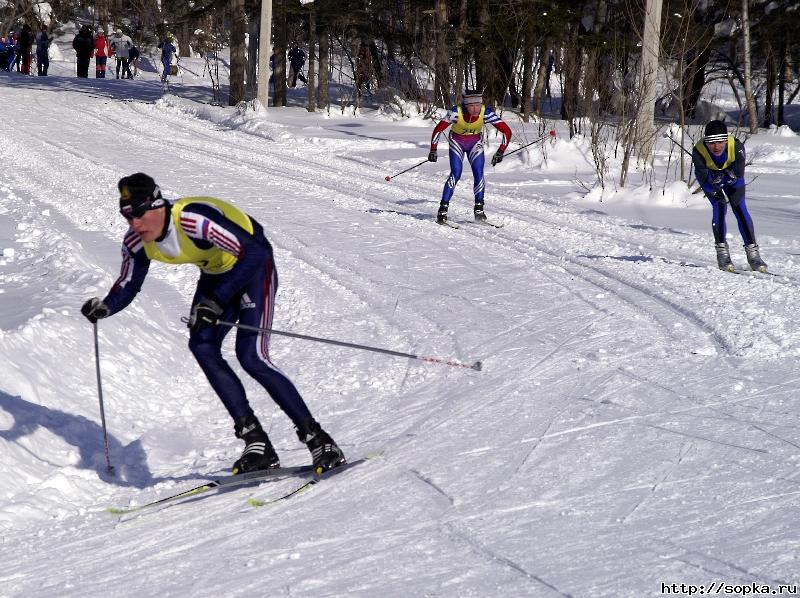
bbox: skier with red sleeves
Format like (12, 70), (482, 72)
(81, 173), (346, 476)
(428, 90), (512, 225)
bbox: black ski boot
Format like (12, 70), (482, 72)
(296, 417), (346, 475)
(474, 202), (487, 222)
(744, 243), (768, 273)
(232, 414), (280, 475)
(436, 202), (449, 225)
(715, 242), (734, 272)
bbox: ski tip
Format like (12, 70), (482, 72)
(247, 498), (266, 508)
(471, 361), (483, 371)
(384, 175), (391, 182)
(106, 506), (127, 515)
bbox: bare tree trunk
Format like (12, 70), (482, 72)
(246, 16), (259, 100)
(307, 6), (317, 112)
(582, 47), (597, 118)
(763, 42), (776, 128)
(521, 28), (535, 122)
(318, 20), (330, 110)
(434, 0), (450, 107)
(228, 0), (247, 106)
(97, 0), (109, 32)
(179, 21), (190, 57)
(742, 0), (759, 133)
(273, 0), (287, 107)
(561, 34), (581, 134)
(475, 1), (494, 103)
(777, 41), (788, 126)
(453, 0), (467, 105)
(532, 41), (551, 116)
(683, 48), (709, 118)
(635, 0), (662, 161)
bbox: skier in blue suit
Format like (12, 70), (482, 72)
(692, 120), (767, 273)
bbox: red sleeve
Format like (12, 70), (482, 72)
(430, 120), (450, 149)
(492, 121), (512, 152)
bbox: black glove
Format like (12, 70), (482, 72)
(81, 297), (110, 323)
(491, 150), (504, 166)
(188, 299), (223, 333)
(427, 149), (437, 162)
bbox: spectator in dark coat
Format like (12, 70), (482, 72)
(72, 25), (94, 78)
(128, 44), (140, 78)
(287, 42), (306, 88)
(18, 25), (34, 74)
(35, 24), (53, 76)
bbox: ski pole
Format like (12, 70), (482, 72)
(92, 322), (115, 474)
(202, 319), (483, 371)
(665, 133), (693, 158)
(384, 159), (429, 182)
(501, 129), (557, 159)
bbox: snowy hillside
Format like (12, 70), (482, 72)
(1, 41), (800, 598)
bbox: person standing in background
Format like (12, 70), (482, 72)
(72, 25), (94, 78)
(110, 30), (133, 79)
(35, 24), (53, 76)
(287, 42), (306, 88)
(17, 24), (33, 74)
(93, 30), (109, 78)
(128, 43), (140, 78)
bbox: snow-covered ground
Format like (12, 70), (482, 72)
(1, 36), (800, 598)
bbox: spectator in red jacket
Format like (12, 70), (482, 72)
(94, 31), (109, 78)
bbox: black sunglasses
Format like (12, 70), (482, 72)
(119, 198), (163, 220)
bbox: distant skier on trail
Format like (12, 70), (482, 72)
(158, 36), (176, 83)
(81, 173), (347, 476)
(692, 120), (767, 273)
(428, 90), (512, 225)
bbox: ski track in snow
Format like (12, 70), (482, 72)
(1, 72), (799, 597)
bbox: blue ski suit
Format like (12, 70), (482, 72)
(692, 136), (756, 246)
(102, 197), (313, 426)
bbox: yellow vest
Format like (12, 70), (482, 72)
(143, 197), (254, 274)
(451, 105), (485, 136)
(694, 135), (736, 170)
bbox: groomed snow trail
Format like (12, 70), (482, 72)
(1, 81), (799, 597)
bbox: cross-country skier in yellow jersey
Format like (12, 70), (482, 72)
(692, 120), (767, 273)
(81, 173), (346, 475)
(428, 90), (512, 225)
